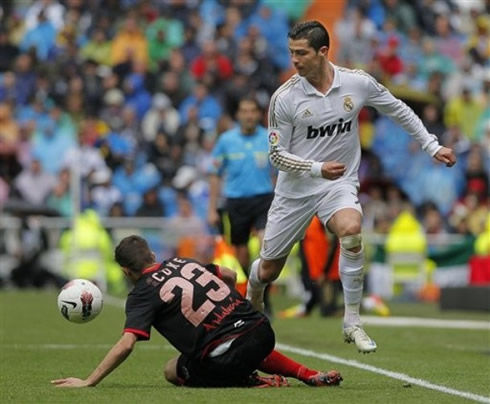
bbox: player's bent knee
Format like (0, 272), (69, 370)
(340, 233), (363, 252)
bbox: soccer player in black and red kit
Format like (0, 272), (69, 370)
(52, 235), (342, 388)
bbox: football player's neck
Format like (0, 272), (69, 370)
(241, 124), (256, 135)
(306, 61), (333, 95)
(129, 271), (142, 284)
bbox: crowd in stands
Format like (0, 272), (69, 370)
(0, 0), (488, 242)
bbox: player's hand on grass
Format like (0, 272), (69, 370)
(51, 377), (91, 388)
(321, 161), (346, 180)
(434, 147), (456, 167)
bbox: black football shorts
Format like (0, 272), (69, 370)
(226, 193), (274, 245)
(176, 319), (275, 387)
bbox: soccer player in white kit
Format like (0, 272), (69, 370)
(246, 21), (456, 353)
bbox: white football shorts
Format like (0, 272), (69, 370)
(260, 182), (363, 260)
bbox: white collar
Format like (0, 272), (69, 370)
(300, 62), (341, 97)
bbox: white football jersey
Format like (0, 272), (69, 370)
(268, 63), (441, 198)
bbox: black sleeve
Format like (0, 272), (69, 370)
(123, 293), (155, 341)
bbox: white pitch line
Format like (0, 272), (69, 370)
(362, 316), (490, 330)
(276, 343), (490, 404)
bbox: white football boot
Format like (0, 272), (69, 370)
(343, 325), (377, 353)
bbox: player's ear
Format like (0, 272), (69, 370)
(319, 46), (329, 57)
(121, 266), (131, 277)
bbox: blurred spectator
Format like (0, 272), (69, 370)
(101, 88), (125, 129)
(398, 27), (423, 66)
(159, 70), (189, 108)
(20, 9), (57, 61)
(466, 15), (490, 66)
(443, 56), (483, 101)
(421, 104), (445, 139)
(12, 54), (37, 106)
(464, 145), (489, 202)
(375, 35), (404, 80)
(383, 0), (416, 34)
(147, 131), (178, 180)
(62, 127), (107, 179)
(14, 158), (56, 205)
(0, 102), (19, 147)
(25, 0), (65, 32)
(418, 37), (454, 80)
(122, 66), (151, 120)
(433, 13), (465, 64)
(142, 93), (180, 142)
(89, 168), (122, 216)
(190, 39), (233, 83)
(112, 159), (161, 215)
(0, 29), (19, 72)
(214, 21), (237, 60)
(45, 167), (73, 217)
(100, 124), (136, 170)
(80, 29), (112, 66)
(179, 83), (222, 132)
(166, 48), (195, 97)
(108, 201), (125, 218)
(111, 16), (148, 67)
(172, 165), (209, 221)
(335, 6), (377, 67)
(245, 5), (291, 70)
(135, 188), (165, 217)
(444, 87), (485, 141)
(31, 115), (76, 174)
(146, 15), (184, 72)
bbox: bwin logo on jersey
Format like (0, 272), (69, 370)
(306, 118), (352, 139)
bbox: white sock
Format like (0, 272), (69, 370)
(339, 247), (364, 328)
(248, 259), (266, 289)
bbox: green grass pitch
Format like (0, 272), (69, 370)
(1, 291), (489, 403)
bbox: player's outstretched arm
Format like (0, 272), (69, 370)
(433, 146), (456, 167)
(51, 332), (137, 388)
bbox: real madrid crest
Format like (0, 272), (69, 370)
(343, 96), (354, 112)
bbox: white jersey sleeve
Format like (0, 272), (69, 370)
(268, 88), (324, 178)
(365, 75), (442, 157)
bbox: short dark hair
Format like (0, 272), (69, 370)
(238, 96), (261, 110)
(288, 20), (330, 52)
(115, 235), (154, 273)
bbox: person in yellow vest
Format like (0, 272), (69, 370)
(59, 209), (125, 295)
(470, 213), (490, 284)
(474, 213), (490, 256)
(385, 210), (427, 299)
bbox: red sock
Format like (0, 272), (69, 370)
(258, 350), (317, 381)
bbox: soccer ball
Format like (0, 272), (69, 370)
(57, 279), (103, 323)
